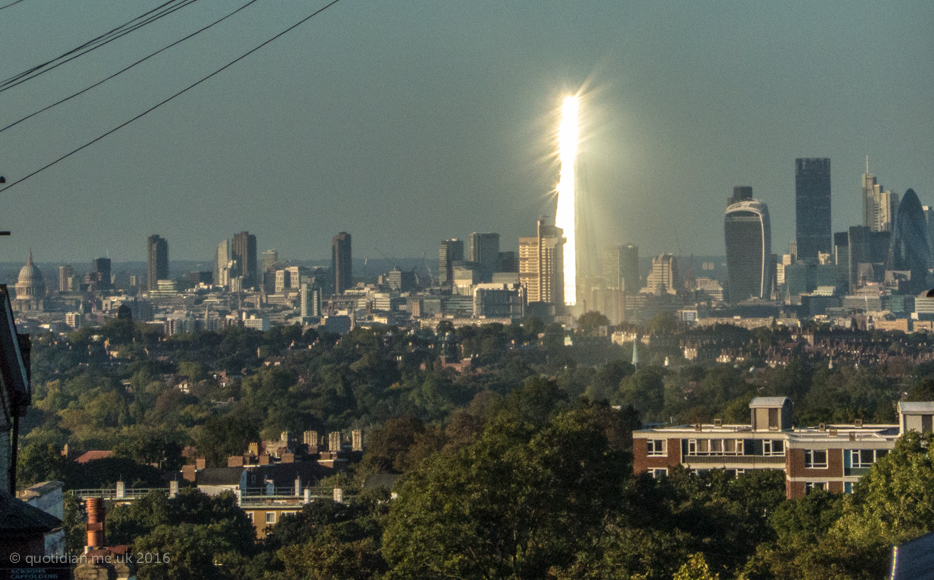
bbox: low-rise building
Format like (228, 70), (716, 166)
(633, 396), (928, 499)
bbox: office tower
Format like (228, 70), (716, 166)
(147, 235), (169, 292)
(890, 189), (931, 294)
(91, 257), (112, 291)
(518, 220), (564, 304)
(59, 264), (74, 293)
(232, 232), (257, 289)
(795, 158), (832, 260)
(645, 254), (679, 295)
(468, 232), (500, 282)
(924, 206), (934, 260)
(215, 239), (229, 288)
(863, 159), (899, 232)
(498, 251), (518, 273)
(728, 186), (753, 206)
(332, 232), (352, 294)
(603, 244), (639, 292)
(847, 226), (891, 289)
(724, 196), (772, 302)
(439, 239), (464, 286)
(262, 249), (278, 272)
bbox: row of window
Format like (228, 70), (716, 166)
(805, 448), (888, 469)
(805, 482), (857, 494)
(647, 439), (784, 457)
(245, 510), (299, 525)
(646, 440), (889, 468)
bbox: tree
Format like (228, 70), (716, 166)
(577, 311), (610, 335)
(674, 553), (719, 580)
(382, 408), (628, 579)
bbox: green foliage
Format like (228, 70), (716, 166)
(577, 311), (610, 335)
(382, 404), (629, 579)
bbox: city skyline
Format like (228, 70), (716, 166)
(1, 2), (933, 262)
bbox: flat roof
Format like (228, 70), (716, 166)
(749, 397), (790, 408)
(898, 402), (934, 414)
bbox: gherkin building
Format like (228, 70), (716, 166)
(890, 188), (930, 294)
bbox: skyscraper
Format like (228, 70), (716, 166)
(147, 235), (169, 292)
(795, 158), (832, 260)
(468, 233), (500, 282)
(645, 254), (679, 295)
(332, 232), (352, 295)
(232, 232), (257, 289)
(518, 220), (564, 305)
(91, 257), (112, 292)
(439, 239), (464, 286)
(725, 196), (772, 302)
(890, 189), (931, 294)
(728, 186), (753, 206)
(215, 239), (229, 289)
(863, 160), (898, 232)
(262, 249), (278, 272)
(603, 244), (639, 292)
(58, 264), (74, 293)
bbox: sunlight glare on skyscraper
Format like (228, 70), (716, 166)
(555, 95), (579, 306)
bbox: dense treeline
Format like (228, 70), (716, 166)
(17, 315), (934, 577)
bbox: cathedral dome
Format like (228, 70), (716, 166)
(15, 250), (46, 299)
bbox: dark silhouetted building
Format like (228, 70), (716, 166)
(847, 226), (891, 290)
(795, 158), (832, 260)
(232, 232), (257, 289)
(728, 186), (753, 206)
(91, 257), (112, 292)
(890, 189), (931, 294)
(725, 197), (772, 301)
(468, 232), (500, 282)
(147, 235), (169, 292)
(603, 244), (639, 292)
(439, 239), (464, 287)
(332, 232), (352, 294)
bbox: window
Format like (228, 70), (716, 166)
(685, 439), (743, 456)
(647, 439), (667, 456)
(805, 482), (827, 494)
(266, 512), (277, 524)
(768, 408), (779, 429)
(805, 449), (828, 468)
(850, 448), (887, 468)
(650, 468), (668, 478)
(763, 439), (785, 456)
(245, 512), (254, 522)
(844, 482), (853, 494)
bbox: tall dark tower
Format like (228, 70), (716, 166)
(92, 257), (112, 292)
(232, 231), (257, 288)
(332, 232), (352, 294)
(795, 158), (832, 260)
(468, 232), (500, 282)
(439, 239), (464, 286)
(147, 235), (169, 291)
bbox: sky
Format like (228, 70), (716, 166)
(1, 0), (933, 266)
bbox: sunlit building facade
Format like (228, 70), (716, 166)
(518, 220), (564, 305)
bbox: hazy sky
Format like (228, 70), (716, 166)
(1, 0), (933, 265)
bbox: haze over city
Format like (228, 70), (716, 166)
(1, 1), (933, 263)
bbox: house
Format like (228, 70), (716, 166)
(632, 396), (921, 499)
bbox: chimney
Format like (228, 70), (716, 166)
(86, 498), (106, 550)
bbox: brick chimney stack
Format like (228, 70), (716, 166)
(85, 498), (106, 550)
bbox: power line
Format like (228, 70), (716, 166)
(0, 0), (200, 93)
(1, 0), (263, 134)
(0, 0), (27, 11)
(0, 0), (344, 195)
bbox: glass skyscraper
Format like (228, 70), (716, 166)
(795, 158), (832, 260)
(725, 198), (772, 301)
(890, 189), (930, 294)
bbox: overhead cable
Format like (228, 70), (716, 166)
(0, 0), (343, 194)
(1, 0), (263, 133)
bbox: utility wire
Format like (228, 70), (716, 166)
(1, 0), (263, 134)
(0, 0), (27, 11)
(0, 0), (199, 93)
(0, 0), (344, 194)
